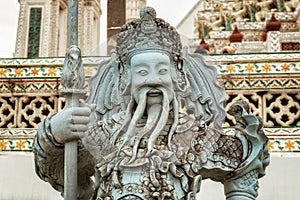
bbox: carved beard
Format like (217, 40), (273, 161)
(119, 85), (179, 163)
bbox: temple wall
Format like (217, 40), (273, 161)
(198, 154), (300, 200)
(0, 53), (299, 199)
(0, 153), (63, 200)
(0, 153), (299, 199)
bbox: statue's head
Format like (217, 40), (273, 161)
(114, 7), (184, 107)
(88, 6), (226, 134)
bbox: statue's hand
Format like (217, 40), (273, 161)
(50, 104), (94, 144)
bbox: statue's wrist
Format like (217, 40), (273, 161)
(46, 114), (64, 147)
(34, 116), (64, 157)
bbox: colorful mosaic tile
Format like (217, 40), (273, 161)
(0, 128), (36, 137)
(1, 53), (299, 79)
(266, 12), (297, 21)
(223, 127), (300, 137)
(220, 76), (300, 90)
(0, 66), (85, 79)
(0, 81), (62, 93)
(209, 31), (231, 39)
(0, 57), (106, 66)
(205, 52), (300, 64)
(0, 129), (36, 151)
(237, 21), (265, 30)
(0, 57), (64, 66)
(0, 138), (33, 151)
(268, 138), (300, 152)
(0, 66), (100, 79)
(1, 128), (299, 152)
(264, 127), (300, 136)
(224, 127), (300, 153)
(216, 62), (300, 75)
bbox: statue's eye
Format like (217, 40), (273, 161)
(159, 68), (168, 74)
(137, 69), (148, 76)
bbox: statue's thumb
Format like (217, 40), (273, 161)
(89, 104), (96, 112)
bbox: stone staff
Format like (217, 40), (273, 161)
(61, 45), (85, 199)
(61, 0), (85, 199)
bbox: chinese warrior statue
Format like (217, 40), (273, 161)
(33, 7), (269, 200)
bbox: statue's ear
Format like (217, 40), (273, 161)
(119, 63), (131, 96)
(176, 58), (183, 71)
(171, 59), (189, 92)
(118, 60), (124, 74)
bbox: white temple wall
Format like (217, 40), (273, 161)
(0, 153), (299, 200)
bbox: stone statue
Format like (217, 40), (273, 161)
(231, 4), (247, 22)
(255, 0), (273, 21)
(248, 3), (258, 22)
(33, 7), (269, 200)
(284, 0), (298, 12)
(208, 13), (224, 30)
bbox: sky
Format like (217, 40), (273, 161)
(0, 0), (196, 58)
(0, 0), (19, 58)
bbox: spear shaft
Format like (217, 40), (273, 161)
(67, 0), (78, 47)
(64, 94), (80, 200)
(63, 0), (80, 199)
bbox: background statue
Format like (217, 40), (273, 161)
(208, 13), (225, 30)
(256, 0), (274, 21)
(33, 7), (269, 200)
(285, 0), (298, 12)
(231, 4), (247, 22)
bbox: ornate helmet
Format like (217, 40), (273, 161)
(115, 7), (183, 65)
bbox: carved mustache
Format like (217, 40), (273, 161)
(133, 85), (173, 103)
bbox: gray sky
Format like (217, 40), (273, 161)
(0, 0), (196, 58)
(147, 0), (196, 25)
(0, 0), (19, 58)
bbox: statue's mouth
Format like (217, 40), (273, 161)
(148, 89), (162, 97)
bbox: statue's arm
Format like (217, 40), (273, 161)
(33, 115), (65, 193)
(184, 100), (269, 199)
(32, 115), (96, 199)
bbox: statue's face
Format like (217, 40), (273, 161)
(130, 52), (174, 105)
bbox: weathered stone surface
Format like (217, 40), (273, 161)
(33, 7), (269, 200)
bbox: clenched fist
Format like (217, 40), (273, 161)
(50, 104), (95, 144)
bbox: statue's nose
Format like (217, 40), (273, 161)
(145, 75), (162, 86)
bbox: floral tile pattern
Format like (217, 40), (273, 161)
(0, 65), (100, 79)
(224, 127), (300, 152)
(217, 62), (299, 75)
(0, 57), (107, 79)
(0, 127), (299, 152)
(0, 53), (299, 78)
(267, 138), (300, 152)
(0, 129), (35, 151)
